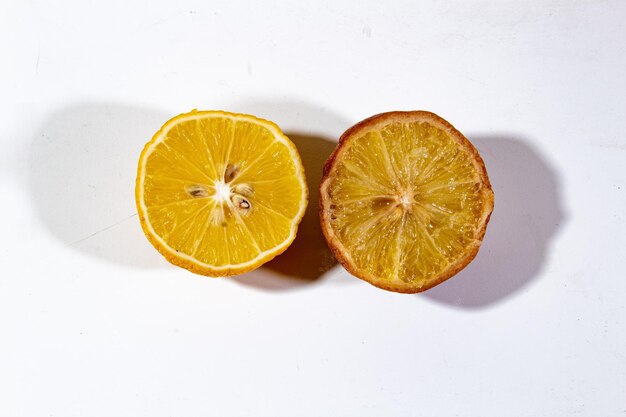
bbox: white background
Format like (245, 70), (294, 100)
(1, 1), (625, 416)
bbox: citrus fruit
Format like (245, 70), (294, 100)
(319, 111), (494, 293)
(136, 110), (308, 276)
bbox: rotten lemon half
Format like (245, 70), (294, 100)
(319, 111), (494, 293)
(136, 110), (308, 276)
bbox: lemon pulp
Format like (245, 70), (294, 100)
(137, 111), (307, 275)
(324, 118), (491, 289)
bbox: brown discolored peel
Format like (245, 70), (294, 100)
(319, 111), (494, 293)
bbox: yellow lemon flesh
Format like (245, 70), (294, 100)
(320, 111), (493, 293)
(136, 110), (308, 276)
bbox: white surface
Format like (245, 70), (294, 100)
(1, 1), (625, 416)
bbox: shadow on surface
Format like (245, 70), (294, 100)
(29, 103), (169, 268)
(422, 135), (565, 308)
(231, 100), (349, 290)
(29, 101), (347, 285)
(262, 133), (338, 279)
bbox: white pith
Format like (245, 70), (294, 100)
(212, 180), (231, 203)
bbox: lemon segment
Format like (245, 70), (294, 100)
(320, 111), (493, 293)
(136, 110), (307, 276)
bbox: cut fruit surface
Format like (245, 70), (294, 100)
(319, 111), (494, 293)
(136, 110), (308, 276)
